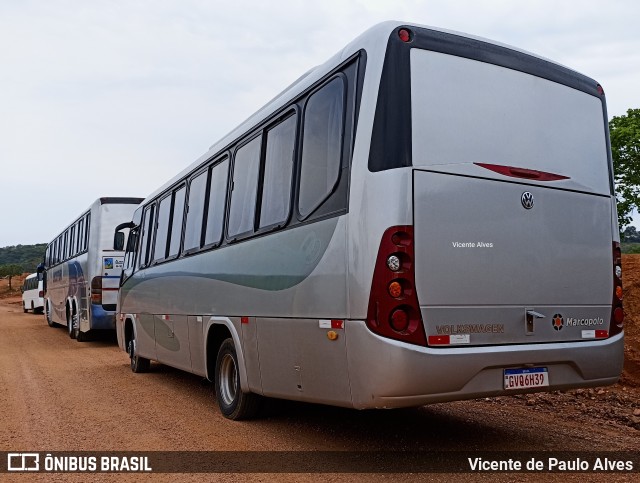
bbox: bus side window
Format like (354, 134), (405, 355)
(228, 137), (262, 239)
(138, 205), (155, 269)
(204, 158), (229, 246)
(124, 228), (138, 273)
(70, 226), (76, 257)
(259, 113), (297, 229)
(298, 76), (345, 219)
(183, 169), (208, 252)
(153, 194), (172, 261)
(168, 186), (186, 258)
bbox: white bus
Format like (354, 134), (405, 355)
(116, 22), (624, 420)
(21, 272), (44, 314)
(42, 197), (143, 341)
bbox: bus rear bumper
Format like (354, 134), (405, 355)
(345, 321), (624, 409)
(90, 304), (116, 330)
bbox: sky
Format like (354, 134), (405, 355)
(1, 0), (639, 248)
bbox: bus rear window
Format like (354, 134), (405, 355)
(410, 49), (610, 195)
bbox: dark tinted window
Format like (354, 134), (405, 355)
(63, 231), (69, 260)
(168, 186), (186, 257)
(299, 77), (344, 218)
(153, 195), (172, 261)
(183, 170), (208, 252)
(78, 219), (84, 253)
(259, 114), (296, 229)
(204, 159), (229, 246)
(228, 138), (261, 238)
(124, 229), (137, 270)
(70, 226), (76, 256)
(138, 205), (155, 268)
(84, 214), (90, 251)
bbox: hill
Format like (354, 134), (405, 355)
(0, 244), (46, 273)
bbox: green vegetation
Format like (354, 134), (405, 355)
(611, 108), (640, 230)
(0, 243), (46, 273)
(621, 243), (640, 254)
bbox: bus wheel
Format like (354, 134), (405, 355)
(67, 309), (76, 339)
(68, 309), (77, 339)
(215, 338), (261, 420)
(46, 302), (57, 327)
(76, 329), (87, 342)
(128, 336), (150, 373)
(23, 303), (28, 313)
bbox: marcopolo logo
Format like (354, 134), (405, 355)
(552, 314), (564, 331)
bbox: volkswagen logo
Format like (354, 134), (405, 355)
(521, 192), (534, 209)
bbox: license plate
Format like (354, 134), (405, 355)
(504, 367), (549, 390)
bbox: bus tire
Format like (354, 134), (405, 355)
(76, 329), (87, 342)
(128, 337), (150, 373)
(23, 304), (28, 313)
(68, 307), (77, 340)
(215, 338), (262, 420)
(46, 302), (58, 327)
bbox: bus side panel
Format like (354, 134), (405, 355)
(48, 264), (68, 325)
(256, 318), (352, 407)
(135, 313), (157, 361)
(155, 314), (192, 372)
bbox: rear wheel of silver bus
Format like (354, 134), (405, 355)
(215, 338), (261, 420)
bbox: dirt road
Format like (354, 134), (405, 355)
(0, 301), (638, 482)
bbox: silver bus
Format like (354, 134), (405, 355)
(116, 22), (624, 420)
(42, 197), (143, 341)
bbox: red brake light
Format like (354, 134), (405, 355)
(398, 28), (412, 43)
(366, 226), (426, 346)
(610, 242), (623, 337)
(475, 163), (570, 182)
(91, 276), (103, 305)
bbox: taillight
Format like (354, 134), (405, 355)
(366, 226), (427, 346)
(610, 242), (623, 337)
(38, 290), (44, 298)
(91, 276), (103, 305)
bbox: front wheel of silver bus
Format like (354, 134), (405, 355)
(215, 338), (261, 420)
(128, 336), (150, 373)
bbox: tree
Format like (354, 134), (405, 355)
(611, 108), (640, 229)
(0, 264), (23, 291)
(622, 226), (640, 242)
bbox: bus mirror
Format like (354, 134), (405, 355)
(114, 231), (125, 251)
(36, 263), (44, 274)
